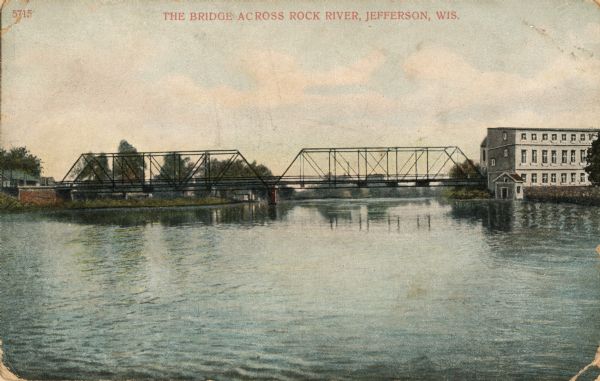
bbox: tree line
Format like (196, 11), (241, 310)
(74, 140), (273, 183)
(0, 147), (43, 177)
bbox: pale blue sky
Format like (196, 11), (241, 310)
(2, 0), (599, 177)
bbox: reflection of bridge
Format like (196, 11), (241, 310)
(57, 146), (485, 203)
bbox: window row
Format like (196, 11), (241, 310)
(520, 149), (587, 164)
(518, 132), (596, 142)
(521, 172), (587, 184)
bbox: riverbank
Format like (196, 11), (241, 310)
(525, 186), (600, 206)
(0, 192), (235, 212)
(441, 187), (491, 200)
(0, 342), (22, 381)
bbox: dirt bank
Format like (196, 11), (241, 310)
(0, 342), (23, 381)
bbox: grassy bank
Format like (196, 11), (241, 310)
(0, 192), (235, 212)
(0, 192), (25, 210)
(442, 187), (492, 200)
(525, 186), (600, 206)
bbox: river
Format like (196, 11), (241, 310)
(0, 199), (599, 380)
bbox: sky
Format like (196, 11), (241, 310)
(1, 0), (599, 178)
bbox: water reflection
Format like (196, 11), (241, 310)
(43, 203), (294, 227)
(1, 199), (600, 380)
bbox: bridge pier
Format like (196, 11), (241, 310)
(268, 188), (278, 205)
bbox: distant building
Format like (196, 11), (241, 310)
(491, 172), (524, 200)
(480, 127), (599, 199)
(0, 169), (40, 188)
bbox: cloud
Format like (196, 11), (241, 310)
(2, 19), (599, 177)
(401, 43), (600, 114)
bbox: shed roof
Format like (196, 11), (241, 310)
(492, 172), (523, 183)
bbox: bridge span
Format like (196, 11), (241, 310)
(56, 146), (485, 204)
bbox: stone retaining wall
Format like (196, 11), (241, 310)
(524, 186), (600, 206)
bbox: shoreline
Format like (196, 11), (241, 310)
(0, 194), (250, 213)
(524, 186), (600, 207)
(0, 342), (23, 381)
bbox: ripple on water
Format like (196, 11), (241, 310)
(0, 200), (599, 380)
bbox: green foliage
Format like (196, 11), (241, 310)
(64, 197), (228, 209)
(74, 153), (111, 182)
(585, 133), (600, 185)
(445, 159), (488, 199)
(449, 159), (482, 179)
(0, 192), (23, 210)
(158, 153), (194, 181)
(114, 140), (144, 182)
(209, 159), (273, 179)
(0, 146), (42, 176)
(442, 187), (491, 200)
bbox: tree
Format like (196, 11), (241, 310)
(585, 133), (600, 186)
(158, 153), (193, 182)
(0, 146), (42, 176)
(449, 159), (482, 179)
(209, 159), (273, 179)
(114, 140), (144, 183)
(74, 153), (111, 182)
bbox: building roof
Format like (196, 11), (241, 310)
(492, 172), (523, 183)
(0, 169), (39, 182)
(487, 127), (600, 132)
(480, 137), (487, 147)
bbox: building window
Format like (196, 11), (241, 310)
(551, 173), (556, 183)
(590, 134), (596, 140)
(491, 158), (496, 167)
(542, 133), (548, 141)
(542, 150), (548, 164)
(581, 173), (586, 183)
(532, 173), (538, 183)
(562, 150), (568, 164)
(561, 173), (567, 183)
(516, 186), (521, 194)
(521, 174), (527, 182)
(503, 132), (507, 141)
(521, 133), (527, 140)
(532, 133), (537, 141)
(571, 134), (576, 141)
(581, 150), (587, 163)
(551, 150), (557, 164)
(521, 150), (527, 164)
(562, 133), (567, 141)
(482, 150), (486, 162)
(542, 173), (548, 183)
(503, 148), (508, 158)
(532, 150), (538, 163)
(571, 173), (576, 183)
(571, 150), (576, 163)
(581, 133), (586, 141)
(552, 134), (557, 141)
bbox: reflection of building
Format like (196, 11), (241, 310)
(480, 128), (599, 198)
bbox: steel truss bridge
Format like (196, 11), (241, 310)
(58, 146), (485, 201)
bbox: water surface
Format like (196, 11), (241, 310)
(0, 199), (599, 380)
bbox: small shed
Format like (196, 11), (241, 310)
(492, 172), (524, 200)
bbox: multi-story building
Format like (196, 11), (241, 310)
(480, 128), (599, 198)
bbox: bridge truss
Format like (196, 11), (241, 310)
(59, 150), (269, 192)
(276, 146), (484, 188)
(58, 146), (485, 193)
